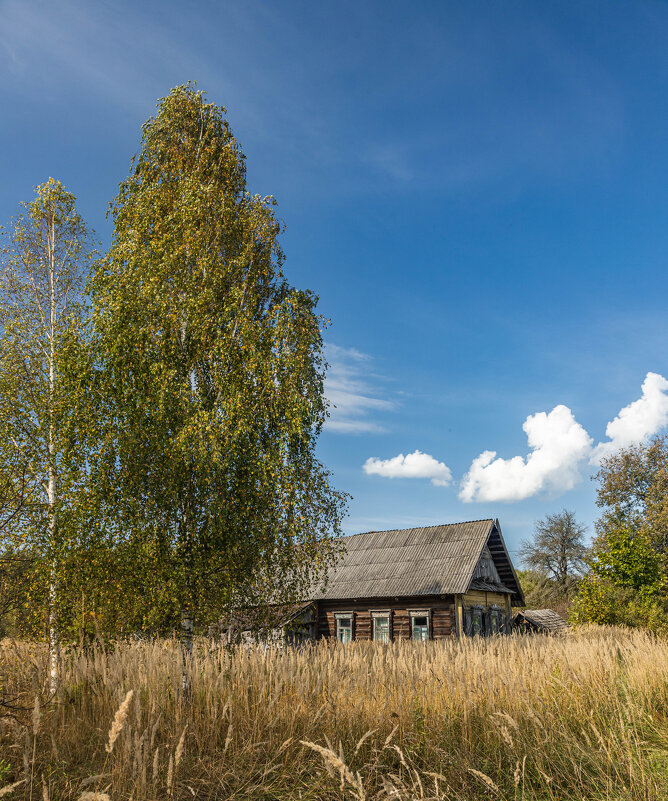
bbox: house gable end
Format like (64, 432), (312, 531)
(481, 520), (525, 605)
(471, 544), (502, 584)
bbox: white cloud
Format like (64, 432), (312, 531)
(363, 450), (452, 487)
(324, 345), (394, 434)
(459, 405), (593, 503)
(591, 372), (668, 464)
(358, 372), (668, 504)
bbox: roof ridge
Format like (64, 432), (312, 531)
(344, 518), (495, 538)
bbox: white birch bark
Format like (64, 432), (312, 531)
(179, 310), (195, 696)
(180, 612), (194, 694)
(47, 208), (59, 696)
(1, 180), (91, 694)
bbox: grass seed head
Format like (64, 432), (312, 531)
(105, 689), (134, 754)
(77, 793), (111, 801)
(32, 696), (41, 736)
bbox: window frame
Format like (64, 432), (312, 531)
(371, 610), (392, 643)
(499, 611), (508, 634)
(489, 605), (501, 636)
(471, 605), (484, 637)
(409, 609), (432, 641)
(334, 611), (354, 643)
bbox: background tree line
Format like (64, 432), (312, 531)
(519, 437), (668, 631)
(0, 85), (347, 657)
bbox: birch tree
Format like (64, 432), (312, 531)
(0, 179), (95, 689)
(90, 85), (346, 647)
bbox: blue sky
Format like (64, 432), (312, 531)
(3, 0), (668, 560)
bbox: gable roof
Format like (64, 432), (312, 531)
(314, 518), (524, 604)
(513, 608), (570, 633)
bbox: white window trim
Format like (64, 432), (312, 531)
(371, 610), (391, 642)
(408, 609), (432, 640)
(334, 612), (354, 642)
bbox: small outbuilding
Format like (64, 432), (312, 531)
(512, 608), (570, 634)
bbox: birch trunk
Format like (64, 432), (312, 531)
(1, 180), (92, 694)
(180, 494), (195, 696)
(178, 312), (196, 696)
(47, 209), (59, 696)
(180, 611), (194, 694)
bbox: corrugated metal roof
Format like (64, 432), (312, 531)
(312, 519), (507, 600)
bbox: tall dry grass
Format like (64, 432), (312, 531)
(0, 627), (666, 800)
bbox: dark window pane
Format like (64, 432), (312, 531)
(464, 609), (473, 636)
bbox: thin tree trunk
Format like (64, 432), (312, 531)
(180, 611), (194, 694)
(47, 210), (59, 697)
(48, 569), (59, 695)
(180, 489), (195, 696)
(178, 310), (196, 696)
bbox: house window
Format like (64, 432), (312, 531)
(409, 611), (430, 641)
(463, 608), (472, 636)
(334, 613), (353, 643)
(489, 609), (500, 635)
(471, 607), (483, 636)
(372, 612), (390, 643)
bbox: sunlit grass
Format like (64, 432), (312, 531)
(0, 627), (666, 799)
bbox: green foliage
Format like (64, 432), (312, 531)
(88, 84), (347, 633)
(515, 569), (570, 613)
(0, 89), (347, 640)
(590, 524), (662, 591)
(573, 437), (668, 631)
(571, 578), (668, 631)
(0, 178), (96, 637)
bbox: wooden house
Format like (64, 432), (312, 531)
(311, 518), (524, 641)
(218, 518), (524, 644)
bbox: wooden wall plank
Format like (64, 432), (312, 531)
(318, 596), (455, 641)
(462, 590), (508, 607)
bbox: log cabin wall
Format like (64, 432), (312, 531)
(461, 589), (509, 609)
(461, 589), (512, 636)
(317, 596), (456, 641)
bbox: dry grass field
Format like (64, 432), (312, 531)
(0, 627), (666, 800)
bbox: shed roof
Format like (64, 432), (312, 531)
(313, 518), (524, 604)
(513, 608), (570, 633)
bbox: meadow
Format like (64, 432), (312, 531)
(0, 628), (666, 800)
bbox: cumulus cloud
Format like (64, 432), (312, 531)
(591, 372), (668, 464)
(459, 405), (593, 503)
(363, 450), (453, 487)
(324, 345), (394, 434)
(361, 372), (668, 503)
